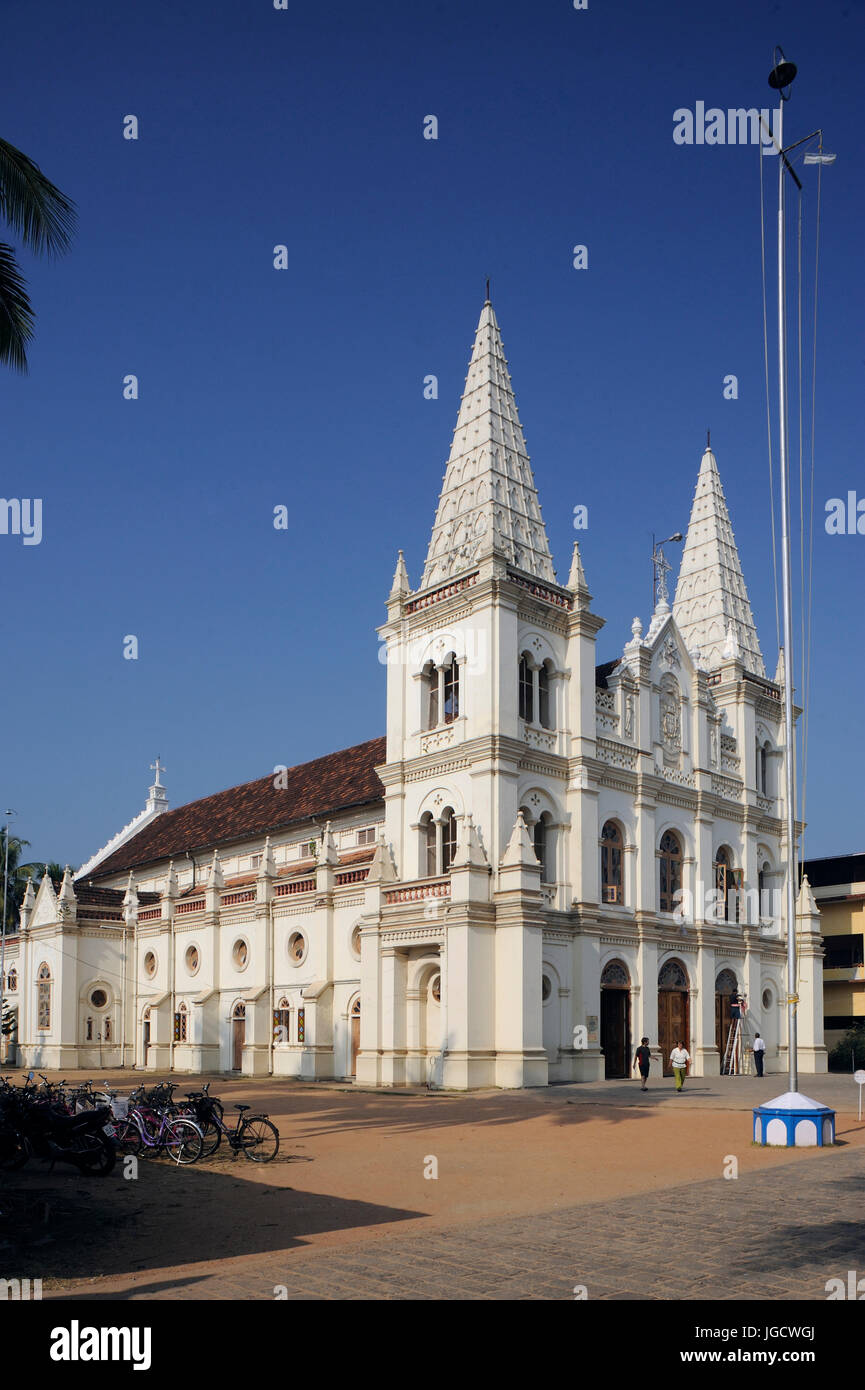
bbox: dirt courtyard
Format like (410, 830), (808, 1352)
(2, 1071), (861, 1299)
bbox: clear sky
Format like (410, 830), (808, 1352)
(3, 0), (862, 867)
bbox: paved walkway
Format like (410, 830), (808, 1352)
(51, 1138), (864, 1302)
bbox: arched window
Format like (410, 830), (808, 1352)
(518, 655), (533, 722)
(443, 659), (459, 723)
(85, 1016), (93, 1041)
(601, 959), (630, 988)
(714, 847), (740, 923)
(421, 807), (458, 876)
(7, 968), (16, 993)
(425, 662), (439, 729)
(538, 662), (552, 729)
(658, 832), (682, 913)
(421, 812), (437, 877)
(174, 1001), (188, 1042)
(37, 962), (52, 1030)
(758, 860), (771, 918)
(441, 807), (458, 872)
(273, 997), (291, 1044)
(104, 1018), (112, 1042)
(601, 821), (624, 904)
(533, 815), (548, 881)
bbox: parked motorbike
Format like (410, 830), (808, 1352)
(0, 1076), (116, 1176)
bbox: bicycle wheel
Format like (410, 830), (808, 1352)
(197, 1118), (222, 1158)
(238, 1116), (279, 1163)
(163, 1118), (203, 1165)
(73, 1133), (117, 1177)
(114, 1117), (144, 1157)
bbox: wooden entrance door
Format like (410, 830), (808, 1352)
(600, 988), (629, 1078)
(350, 999), (360, 1077)
(658, 990), (688, 1075)
(142, 1018), (150, 1064)
(715, 992), (735, 1068)
(232, 1016), (245, 1071)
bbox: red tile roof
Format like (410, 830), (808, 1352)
(90, 737), (386, 881)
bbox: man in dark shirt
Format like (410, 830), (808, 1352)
(633, 1037), (652, 1091)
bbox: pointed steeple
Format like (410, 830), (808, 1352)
(389, 550), (410, 599)
(420, 300), (556, 590)
(673, 444), (765, 676)
(566, 540), (591, 603)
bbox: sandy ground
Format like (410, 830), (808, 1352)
(2, 1070), (862, 1297)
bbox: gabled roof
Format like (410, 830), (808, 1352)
(89, 737), (387, 880)
(420, 299), (556, 590)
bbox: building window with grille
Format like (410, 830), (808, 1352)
(297, 1007), (305, 1043)
(601, 821), (624, 904)
(85, 1016), (93, 1041)
(37, 963), (52, 1030)
(533, 815), (550, 882)
(174, 1003), (188, 1042)
(714, 847), (741, 922)
(658, 832), (683, 913)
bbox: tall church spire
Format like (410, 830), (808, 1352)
(420, 300), (556, 590)
(673, 444), (765, 676)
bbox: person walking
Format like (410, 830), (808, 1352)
(633, 1037), (652, 1090)
(753, 1032), (766, 1077)
(670, 1040), (690, 1092)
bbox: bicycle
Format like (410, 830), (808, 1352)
(181, 1090), (279, 1162)
(114, 1097), (204, 1165)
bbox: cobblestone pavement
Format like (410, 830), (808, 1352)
(54, 1141), (864, 1302)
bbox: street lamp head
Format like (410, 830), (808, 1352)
(768, 48), (797, 94)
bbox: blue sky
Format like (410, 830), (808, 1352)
(2, 0), (862, 866)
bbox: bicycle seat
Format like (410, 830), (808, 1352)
(233, 1103), (251, 1112)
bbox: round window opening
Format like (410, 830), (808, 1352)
(541, 975), (552, 1002)
(90, 988), (108, 1009)
(288, 932), (306, 964)
(762, 988), (772, 1010)
(143, 952), (157, 978)
(186, 945), (200, 974)
(232, 939), (248, 969)
(350, 925), (362, 959)
(431, 973), (441, 1003)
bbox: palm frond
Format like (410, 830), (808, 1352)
(0, 137), (76, 257)
(0, 241), (35, 371)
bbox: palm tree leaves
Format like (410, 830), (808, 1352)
(0, 241), (35, 372)
(0, 136), (76, 372)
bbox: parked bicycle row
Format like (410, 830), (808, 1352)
(0, 1073), (279, 1174)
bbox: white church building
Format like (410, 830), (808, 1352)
(6, 299), (826, 1086)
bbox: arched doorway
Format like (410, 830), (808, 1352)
(231, 1002), (246, 1072)
(658, 959), (689, 1075)
(142, 1007), (151, 1065)
(600, 960), (631, 1078)
(715, 969), (738, 1071)
(350, 997), (361, 1077)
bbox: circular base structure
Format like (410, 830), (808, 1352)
(753, 1091), (836, 1147)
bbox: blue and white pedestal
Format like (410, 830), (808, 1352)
(753, 1091), (836, 1147)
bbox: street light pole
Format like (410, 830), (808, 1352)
(0, 811), (15, 1063)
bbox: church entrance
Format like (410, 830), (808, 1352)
(658, 959), (689, 1076)
(350, 997), (360, 1077)
(232, 1004), (245, 1072)
(715, 969), (738, 1072)
(600, 960), (631, 1078)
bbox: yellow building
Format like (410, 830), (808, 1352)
(805, 853), (865, 1054)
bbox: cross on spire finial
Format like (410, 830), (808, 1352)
(707, 427), (711, 449)
(150, 756), (166, 786)
(485, 276), (490, 303)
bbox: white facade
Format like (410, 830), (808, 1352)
(7, 300), (826, 1085)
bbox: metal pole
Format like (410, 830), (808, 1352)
(0, 819), (9, 1062)
(776, 96), (799, 1093)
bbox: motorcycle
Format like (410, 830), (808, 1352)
(0, 1094), (117, 1176)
